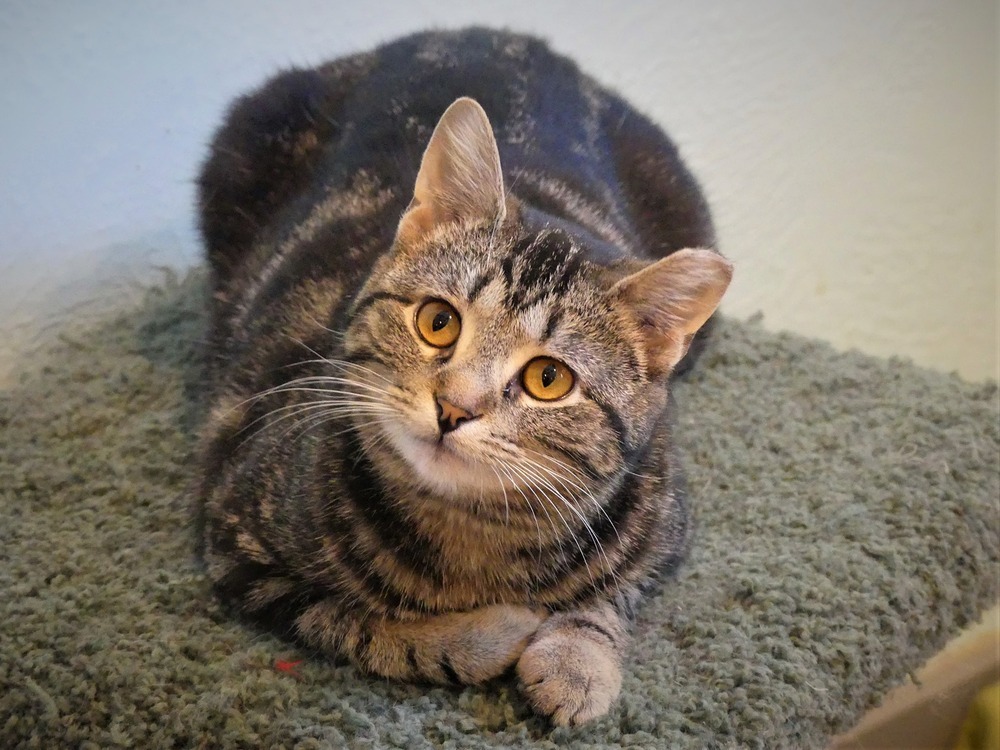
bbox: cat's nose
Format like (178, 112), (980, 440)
(436, 397), (476, 434)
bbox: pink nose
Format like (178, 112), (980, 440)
(436, 397), (475, 434)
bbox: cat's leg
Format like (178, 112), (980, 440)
(296, 601), (546, 685)
(515, 601), (628, 726)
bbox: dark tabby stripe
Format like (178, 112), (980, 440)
(251, 586), (328, 641)
(550, 252), (583, 298)
(510, 236), (565, 307)
(342, 433), (446, 588)
(350, 290), (413, 319)
(534, 437), (605, 481)
(558, 616), (618, 647)
(542, 309), (563, 341)
(406, 645), (420, 674)
(587, 392), (631, 461)
(467, 271), (493, 302)
(506, 233), (582, 311)
(439, 653), (461, 685)
(347, 339), (404, 369)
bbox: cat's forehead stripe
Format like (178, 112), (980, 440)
(541, 309), (563, 342)
(503, 230), (583, 311)
(467, 271), (493, 303)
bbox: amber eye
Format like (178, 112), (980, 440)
(521, 357), (575, 401)
(415, 299), (461, 348)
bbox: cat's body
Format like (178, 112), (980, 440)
(196, 28), (730, 725)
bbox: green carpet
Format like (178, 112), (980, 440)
(2, 270), (997, 749)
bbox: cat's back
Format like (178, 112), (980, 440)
(200, 28), (632, 268)
(199, 27), (712, 361)
(325, 28), (603, 165)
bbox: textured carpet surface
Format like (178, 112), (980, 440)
(1, 271), (997, 750)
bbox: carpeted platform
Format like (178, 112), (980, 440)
(1, 270), (997, 749)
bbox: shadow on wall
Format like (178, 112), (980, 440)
(0, 227), (200, 387)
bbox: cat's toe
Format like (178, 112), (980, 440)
(516, 630), (621, 726)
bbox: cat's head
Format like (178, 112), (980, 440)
(342, 98), (731, 500)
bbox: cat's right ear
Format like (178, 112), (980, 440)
(396, 98), (506, 245)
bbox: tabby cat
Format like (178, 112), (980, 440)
(195, 27), (731, 726)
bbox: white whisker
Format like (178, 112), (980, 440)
(511, 451), (623, 601)
(284, 334), (396, 387)
(489, 464), (511, 527)
(279, 357), (397, 387)
(239, 397), (396, 435)
(502, 459), (598, 594)
(265, 374), (400, 398)
(294, 411), (395, 447)
(236, 401), (398, 450)
(250, 385), (391, 404)
(521, 446), (625, 552)
(492, 460), (544, 564)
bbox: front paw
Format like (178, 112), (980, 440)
(516, 628), (622, 726)
(450, 604), (546, 684)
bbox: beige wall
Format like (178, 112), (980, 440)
(1, 0), (996, 380)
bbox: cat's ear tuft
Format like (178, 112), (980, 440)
(397, 97), (506, 244)
(614, 249), (733, 376)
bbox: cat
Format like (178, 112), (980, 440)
(195, 27), (731, 726)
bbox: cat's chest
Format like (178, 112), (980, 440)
(406, 502), (555, 605)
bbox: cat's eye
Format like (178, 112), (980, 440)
(415, 299), (462, 348)
(521, 357), (574, 401)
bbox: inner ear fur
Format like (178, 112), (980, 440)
(613, 248), (733, 376)
(396, 97), (506, 245)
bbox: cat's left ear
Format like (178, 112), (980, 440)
(613, 248), (733, 376)
(396, 97), (506, 245)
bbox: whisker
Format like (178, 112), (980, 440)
(283, 335), (396, 386)
(622, 467), (662, 481)
(503, 459), (597, 594)
(521, 446), (625, 552)
(489, 464), (511, 527)
(236, 401), (398, 450)
(297, 311), (349, 341)
(257, 374), (397, 399)
(357, 423), (396, 461)
(289, 410), (396, 448)
(220, 371), (404, 421)
(279, 357), (397, 388)
(237, 396), (396, 436)
(492, 460), (544, 564)
(512, 453), (623, 601)
(264, 374), (400, 399)
(496, 461), (552, 564)
(249, 385), (391, 404)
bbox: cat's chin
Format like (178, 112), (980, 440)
(381, 425), (504, 498)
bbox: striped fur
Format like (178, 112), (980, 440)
(195, 28), (729, 725)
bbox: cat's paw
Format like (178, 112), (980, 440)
(516, 628), (622, 726)
(448, 604), (547, 684)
